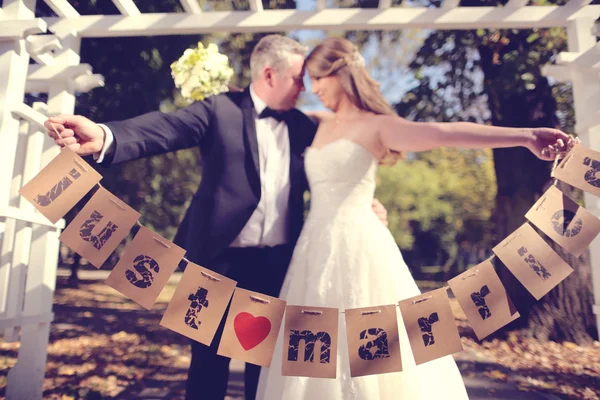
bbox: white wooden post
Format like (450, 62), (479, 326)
(0, 0), (39, 323)
(565, 17), (600, 337)
(4, 28), (84, 398)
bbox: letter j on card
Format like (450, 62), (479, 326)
(19, 147), (102, 224)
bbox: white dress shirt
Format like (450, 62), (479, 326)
(96, 85), (291, 248)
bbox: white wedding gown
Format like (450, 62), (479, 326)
(256, 138), (469, 400)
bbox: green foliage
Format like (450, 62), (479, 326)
(376, 148), (496, 266)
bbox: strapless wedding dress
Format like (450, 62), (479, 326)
(256, 138), (469, 399)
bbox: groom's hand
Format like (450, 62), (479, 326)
(44, 114), (106, 156)
(372, 198), (388, 227)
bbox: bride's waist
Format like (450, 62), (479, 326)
(308, 199), (373, 214)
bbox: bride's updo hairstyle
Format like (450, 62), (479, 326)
(305, 37), (403, 164)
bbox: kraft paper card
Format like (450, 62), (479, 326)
(552, 144), (600, 198)
(448, 259), (520, 340)
(105, 226), (185, 309)
(160, 262), (237, 346)
(217, 288), (286, 368)
(19, 147), (102, 224)
(59, 187), (140, 268)
(398, 288), (463, 366)
(345, 304), (402, 377)
(281, 305), (339, 379)
(492, 223), (574, 300)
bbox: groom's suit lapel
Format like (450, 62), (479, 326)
(240, 87), (304, 191)
(240, 89), (261, 197)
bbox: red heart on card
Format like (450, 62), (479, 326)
(234, 312), (271, 351)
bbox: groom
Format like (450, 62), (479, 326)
(45, 34), (387, 400)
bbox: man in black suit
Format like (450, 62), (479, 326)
(46, 34), (387, 400)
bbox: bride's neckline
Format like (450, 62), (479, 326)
(307, 137), (379, 162)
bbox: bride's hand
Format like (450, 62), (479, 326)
(526, 128), (578, 161)
(372, 198), (388, 227)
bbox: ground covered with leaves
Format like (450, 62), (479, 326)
(1, 277), (599, 399)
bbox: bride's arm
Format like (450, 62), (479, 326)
(376, 115), (573, 161)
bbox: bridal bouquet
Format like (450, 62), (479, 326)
(171, 42), (234, 103)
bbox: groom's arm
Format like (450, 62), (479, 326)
(99, 98), (216, 165)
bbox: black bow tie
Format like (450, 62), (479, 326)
(258, 107), (287, 122)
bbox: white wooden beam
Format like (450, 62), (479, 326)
(11, 103), (47, 130)
(576, 109), (600, 132)
(557, 43), (600, 69)
(0, 19), (47, 41)
(249, 0), (263, 12)
(0, 312), (53, 330)
(565, 0), (592, 9)
(42, 0), (79, 18)
(441, 0), (460, 9)
(72, 73), (105, 92)
(541, 64), (573, 83)
(25, 72), (104, 93)
(43, 5), (600, 38)
(179, 0), (202, 14)
(111, 0), (141, 17)
(505, 0), (529, 8)
(378, 0), (392, 9)
(26, 34), (62, 55)
(27, 63), (92, 85)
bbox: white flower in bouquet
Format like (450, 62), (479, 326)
(171, 42), (234, 103)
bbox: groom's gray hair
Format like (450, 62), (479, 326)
(250, 35), (308, 81)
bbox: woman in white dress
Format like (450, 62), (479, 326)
(257, 37), (573, 400)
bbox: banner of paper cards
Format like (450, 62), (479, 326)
(18, 144), (600, 378)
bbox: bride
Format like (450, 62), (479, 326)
(256, 37), (573, 399)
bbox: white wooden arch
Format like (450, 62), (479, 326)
(0, 0), (598, 398)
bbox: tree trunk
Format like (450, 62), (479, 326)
(478, 43), (597, 344)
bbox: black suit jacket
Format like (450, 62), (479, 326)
(102, 88), (317, 273)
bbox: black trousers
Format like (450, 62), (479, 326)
(185, 245), (293, 400)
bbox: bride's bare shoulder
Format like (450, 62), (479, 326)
(304, 110), (336, 124)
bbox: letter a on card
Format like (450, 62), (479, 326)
(448, 259), (519, 341)
(160, 262), (237, 346)
(105, 226), (185, 309)
(19, 147), (101, 224)
(399, 288), (463, 366)
(345, 304), (402, 377)
(59, 187), (140, 268)
(217, 288), (286, 368)
(281, 305), (339, 379)
(493, 223), (573, 300)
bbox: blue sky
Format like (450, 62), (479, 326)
(289, 0), (426, 111)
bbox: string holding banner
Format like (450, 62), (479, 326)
(20, 125), (599, 378)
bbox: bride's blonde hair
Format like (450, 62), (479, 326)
(305, 37), (403, 164)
